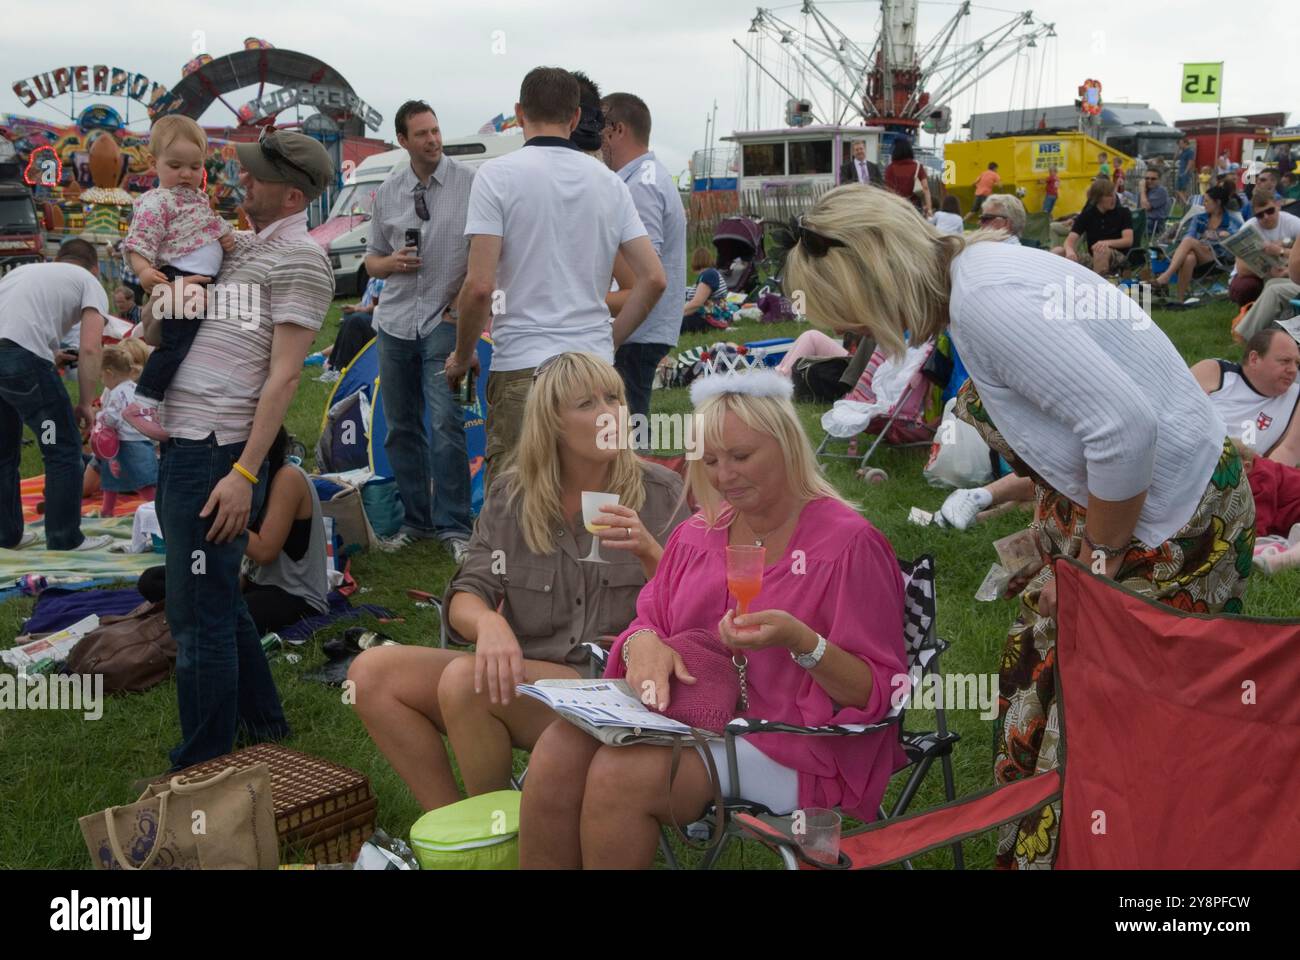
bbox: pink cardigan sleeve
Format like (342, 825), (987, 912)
(801, 525), (908, 726)
(603, 521), (690, 678)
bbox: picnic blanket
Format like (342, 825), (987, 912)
(20, 584), (392, 645)
(21, 474), (151, 524)
(0, 516), (158, 585)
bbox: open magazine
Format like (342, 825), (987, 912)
(516, 678), (719, 746)
(1221, 223), (1289, 278)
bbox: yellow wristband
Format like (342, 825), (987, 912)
(232, 462), (259, 484)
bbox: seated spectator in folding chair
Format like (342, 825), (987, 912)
(1153, 185), (1243, 304)
(1138, 167), (1171, 241)
(783, 184), (1253, 869)
(348, 352), (688, 811)
(1051, 177), (1132, 275)
(519, 369), (907, 869)
(1227, 190), (1300, 306)
(977, 193), (1025, 244)
(1241, 167), (1280, 220)
(325, 277), (384, 372)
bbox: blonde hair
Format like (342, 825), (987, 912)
(101, 344), (135, 377)
(149, 115), (207, 159)
(785, 184), (1007, 356)
(495, 352), (647, 555)
(117, 337), (151, 371)
(686, 388), (852, 528)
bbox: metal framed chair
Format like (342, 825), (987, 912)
(657, 554), (965, 870)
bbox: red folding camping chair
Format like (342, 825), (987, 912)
(736, 557), (1300, 869)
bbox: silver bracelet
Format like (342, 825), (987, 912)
(621, 629), (657, 667)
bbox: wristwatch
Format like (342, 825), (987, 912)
(791, 633), (828, 670)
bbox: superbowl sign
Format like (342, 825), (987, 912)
(241, 84), (383, 132)
(12, 66), (169, 110)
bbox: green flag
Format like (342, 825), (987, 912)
(1181, 63), (1223, 104)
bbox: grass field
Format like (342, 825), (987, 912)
(3, 294), (1295, 870)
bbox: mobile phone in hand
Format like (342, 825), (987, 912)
(404, 228), (420, 252)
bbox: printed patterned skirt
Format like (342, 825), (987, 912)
(953, 380), (1255, 869)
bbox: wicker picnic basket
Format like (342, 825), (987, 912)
(157, 745), (377, 864)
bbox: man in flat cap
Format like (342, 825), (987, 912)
(141, 128), (335, 768)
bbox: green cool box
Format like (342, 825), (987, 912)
(410, 790), (521, 870)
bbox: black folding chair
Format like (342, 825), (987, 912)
(658, 555), (964, 870)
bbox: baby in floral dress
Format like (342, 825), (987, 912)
(123, 114), (235, 440)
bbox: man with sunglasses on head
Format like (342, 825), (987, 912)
(363, 100), (476, 561)
(138, 129), (334, 768)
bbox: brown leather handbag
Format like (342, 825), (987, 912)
(65, 600), (175, 694)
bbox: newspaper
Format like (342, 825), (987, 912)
(1221, 223), (1288, 278)
(0, 615), (100, 674)
(517, 678), (717, 746)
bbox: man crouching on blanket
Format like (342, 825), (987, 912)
(140, 131), (335, 769)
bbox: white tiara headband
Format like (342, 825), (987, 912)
(690, 367), (794, 406)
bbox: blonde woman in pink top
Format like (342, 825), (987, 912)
(519, 369), (907, 869)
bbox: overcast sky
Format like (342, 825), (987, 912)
(3, 0), (1294, 178)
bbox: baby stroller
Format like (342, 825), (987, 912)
(713, 217), (766, 299)
(815, 338), (951, 484)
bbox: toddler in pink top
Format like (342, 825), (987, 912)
(122, 115), (236, 441)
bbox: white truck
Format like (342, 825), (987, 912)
(312, 132), (523, 295)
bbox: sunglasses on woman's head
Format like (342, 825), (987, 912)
(532, 352), (574, 381)
(789, 214), (846, 258)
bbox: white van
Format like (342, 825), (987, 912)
(313, 132), (524, 295)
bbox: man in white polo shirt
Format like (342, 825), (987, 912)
(141, 130), (335, 769)
(446, 66), (666, 487)
(601, 91), (687, 424)
(0, 239), (111, 551)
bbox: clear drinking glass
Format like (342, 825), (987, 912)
(580, 491), (621, 564)
(795, 807), (842, 866)
(725, 544), (766, 615)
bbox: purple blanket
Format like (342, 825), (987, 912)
(22, 587), (391, 642)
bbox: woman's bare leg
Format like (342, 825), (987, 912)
(439, 657), (580, 796)
(580, 743), (716, 869)
(519, 721), (602, 869)
(347, 646), (466, 811)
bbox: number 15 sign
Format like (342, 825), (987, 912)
(1181, 62), (1223, 104)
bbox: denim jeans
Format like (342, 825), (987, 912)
(376, 323), (471, 540)
(614, 342), (673, 423)
(157, 434), (287, 769)
(0, 340), (86, 549)
(1042, 195), (1057, 217)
